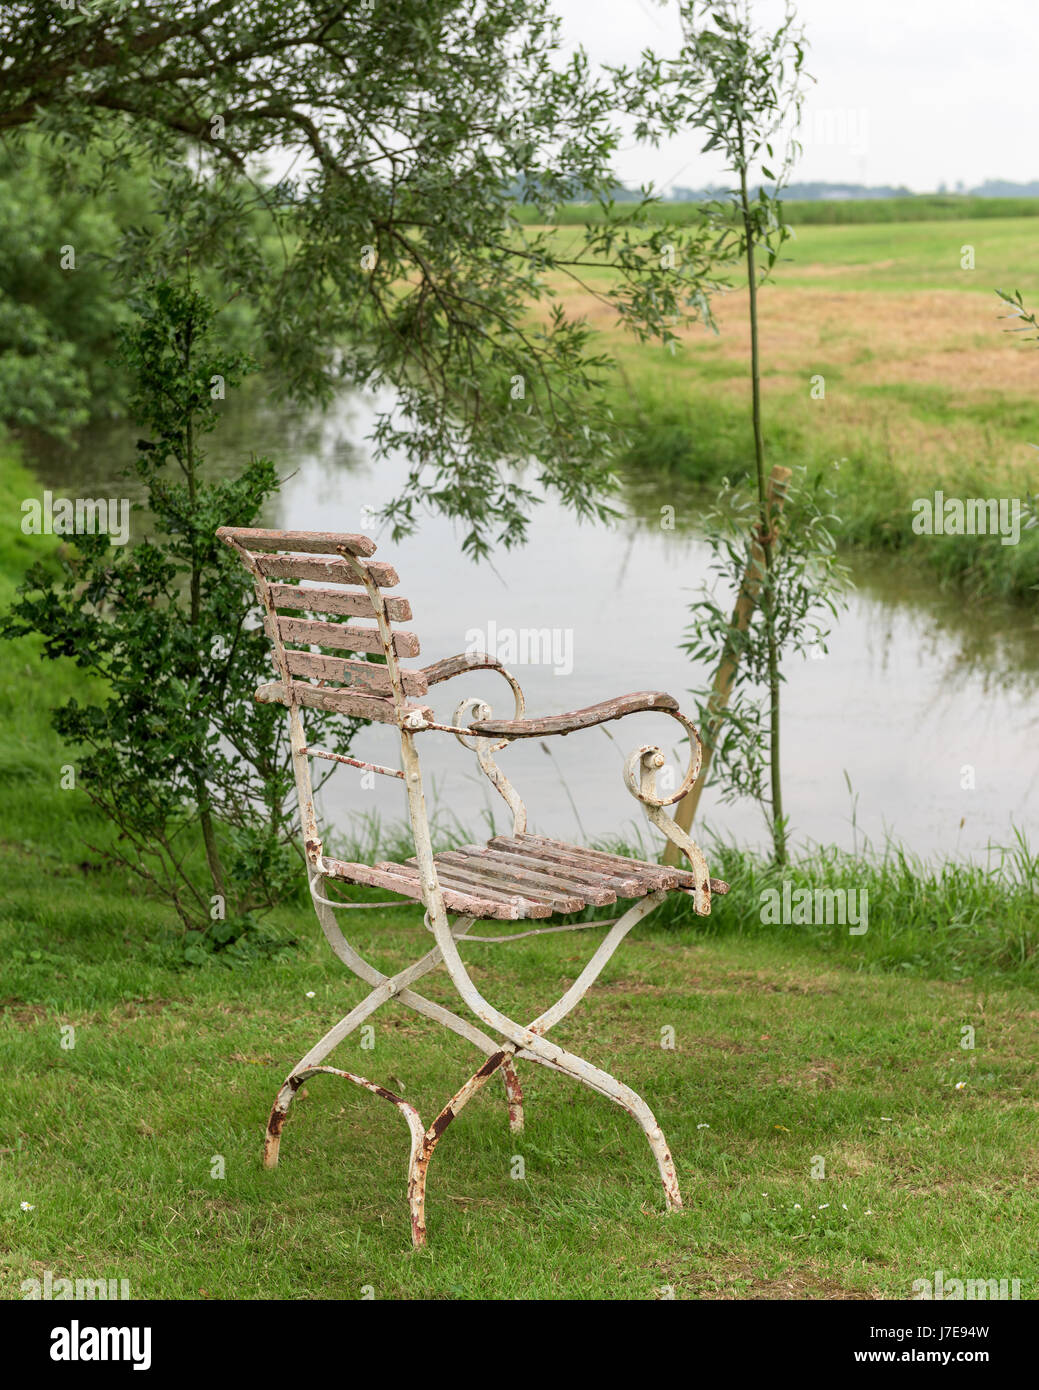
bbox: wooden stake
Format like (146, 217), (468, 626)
(664, 465), (793, 865)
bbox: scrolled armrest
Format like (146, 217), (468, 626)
(423, 651), (514, 686)
(420, 651), (526, 752)
(475, 689), (702, 813)
(470, 691), (679, 739)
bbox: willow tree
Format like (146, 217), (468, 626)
(1, 0), (725, 552)
(2, 2), (732, 942)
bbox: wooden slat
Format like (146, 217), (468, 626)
(218, 526), (376, 557)
(431, 852), (585, 913)
(281, 649), (427, 696)
(485, 839), (646, 897)
(515, 837), (728, 895)
(322, 860), (528, 921)
(452, 846), (617, 905)
(428, 869), (540, 912)
(253, 680), (432, 725)
(257, 553), (399, 587)
(275, 616), (420, 658)
(372, 860), (549, 921)
(512, 834), (688, 889)
(379, 861), (551, 920)
(270, 585), (413, 622)
(437, 877), (551, 921)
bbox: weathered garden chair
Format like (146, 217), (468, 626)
(218, 525), (727, 1246)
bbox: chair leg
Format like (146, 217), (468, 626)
(264, 907), (523, 1170)
(422, 896), (685, 1212)
(305, 886), (524, 1141)
(264, 1065), (426, 1235)
(514, 1048), (682, 1210)
(262, 983), (398, 1169)
(501, 1056), (524, 1133)
(407, 1049), (515, 1248)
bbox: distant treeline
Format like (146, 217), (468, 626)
(667, 179), (1039, 202)
(511, 195), (1039, 227)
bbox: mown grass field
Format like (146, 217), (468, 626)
(1, 441), (1037, 1300)
(528, 213), (1039, 600)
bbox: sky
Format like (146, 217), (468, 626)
(552, 0), (1037, 193)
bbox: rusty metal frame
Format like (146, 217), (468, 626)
(217, 527), (719, 1247)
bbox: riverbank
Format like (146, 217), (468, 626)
(2, 430), (1037, 974)
(531, 214), (1039, 601)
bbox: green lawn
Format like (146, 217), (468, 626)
(3, 857), (1037, 1300)
(2, 440), (1037, 1300)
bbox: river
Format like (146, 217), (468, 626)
(25, 385), (1038, 865)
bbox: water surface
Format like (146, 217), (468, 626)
(26, 387), (1038, 863)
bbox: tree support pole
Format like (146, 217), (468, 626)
(664, 464), (792, 865)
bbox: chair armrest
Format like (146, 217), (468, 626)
(422, 651), (512, 686)
(421, 651), (527, 735)
(470, 691), (679, 739)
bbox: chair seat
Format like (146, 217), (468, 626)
(323, 833), (722, 921)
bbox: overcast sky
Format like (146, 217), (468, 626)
(553, 0), (1036, 192)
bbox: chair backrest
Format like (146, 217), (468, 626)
(216, 526), (433, 726)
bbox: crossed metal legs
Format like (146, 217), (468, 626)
(264, 878), (680, 1247)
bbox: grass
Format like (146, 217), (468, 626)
(2, 440), (1038, 1299)
(518, 215), (1039, 601)
(4, 897), (1039, 1300)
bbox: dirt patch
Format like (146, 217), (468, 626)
(685, 1035), (758, 1055)
(0, 998), (48, 1025)
(555, 281), (1039, 398)
(796, 259), (897, 278)
(585, 979), (672, 998)
(112, 997), (187, 1021)
(773, 1061), (840, 1089)
(717, 968), (842, 997)
(672, 1256), (875, 1300)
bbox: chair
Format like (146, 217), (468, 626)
(217, 525), (727, 1246)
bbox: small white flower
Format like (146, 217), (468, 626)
(696, 1123), (710, 1129)
(865, 1209), (874, 1216)
(880, 1116), (893, 1121)
(841, 1204), (848, 1211)
(818, 1203), (829, 1209)
(954, 1081), (967, 1091)
(305, 991), (316, 999)
(19, 1201), (35, 1212)
(793, 1204), (802, 1211)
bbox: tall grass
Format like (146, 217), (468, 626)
(608, 382), (1039, 603)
